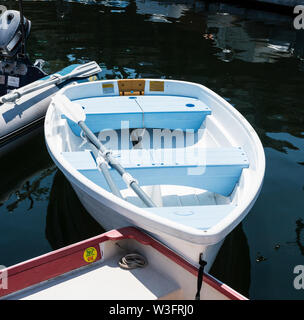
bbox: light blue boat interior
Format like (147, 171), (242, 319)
(62, 147), (248, 197)
(66, 95), (211, 136)
(145, 205), (234, 231)
(61, 93), (249, 231)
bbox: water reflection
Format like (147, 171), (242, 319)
(33, 0), (304, 63)
(46, 170), (105, 250)
(209, 223), (251, 297)
(0, 129), (54, 266)
(286, 218), (304, 256)
(5, 167), (56, 212)
(0, 129), (53, 206)
(295, 219), (304, 256)
(203, 7), (298, 63)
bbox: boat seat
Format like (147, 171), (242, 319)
(61, 146), (249, 196)
(66, 95), (211, 136)
(66, 96), (143, 136)
(135, 95), (211, 130)
(145, 205), (235, 230)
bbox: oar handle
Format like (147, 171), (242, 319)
(78, 121), (107, 154)
(0, 91), (21, 103)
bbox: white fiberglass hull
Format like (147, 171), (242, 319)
(45, 78), (265, 270)
(70, 180), (224, 271)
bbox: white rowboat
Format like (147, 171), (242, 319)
(44, 78), (265, 270)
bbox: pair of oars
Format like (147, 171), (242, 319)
(52, 95), (156, 208)
(0, 61), (101, 104)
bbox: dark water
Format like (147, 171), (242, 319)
(0, 0), (304, 300)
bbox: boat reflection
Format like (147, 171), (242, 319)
(46, 170), (105, 250)
(210, 223), (251, 298)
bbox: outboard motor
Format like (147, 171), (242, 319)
(0, 6), (46, 97)
(0, 9), (31, 58)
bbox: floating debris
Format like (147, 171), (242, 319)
(256, 252), (267, 263)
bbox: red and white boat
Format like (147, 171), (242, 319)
(0, 227), (247, 300)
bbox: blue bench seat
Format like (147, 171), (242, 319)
(135, 95), (211, 130)
(61, 147), (249, 197)
(67, 96), (143, 136)
(67, 95), (211, 136)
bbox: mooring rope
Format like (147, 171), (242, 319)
(118, 253), (148, 270)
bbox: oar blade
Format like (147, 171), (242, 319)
(69, 61), (102, 78)
(52, 94), (86, 124)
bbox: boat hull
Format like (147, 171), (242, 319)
(0, 85), (58, 156)
(67, 177), (227, 271)
(45, 78), (265, 272)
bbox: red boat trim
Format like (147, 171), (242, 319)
(0, 227), (246, 300)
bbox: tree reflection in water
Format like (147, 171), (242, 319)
(6, 167), (56, 212)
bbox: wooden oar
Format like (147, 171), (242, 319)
(52, 94), (156, 208)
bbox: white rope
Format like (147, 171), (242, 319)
(118, 253), (148, 270)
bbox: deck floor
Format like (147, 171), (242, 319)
(7, 254), (181, 300)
